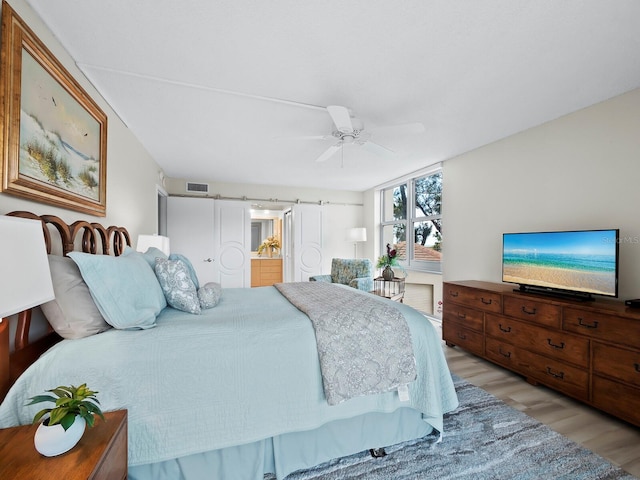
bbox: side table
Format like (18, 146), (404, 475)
(372, 276), (405, 302)
(0, 409), (127, 480)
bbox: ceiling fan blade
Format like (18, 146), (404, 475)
(327, 105), (353, 134)
(316, 143), (342, 162)
(371, 122), (425, 135)
(362, 140), (395, 158)
(273, 133), (333, 141)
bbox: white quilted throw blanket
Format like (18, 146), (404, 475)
(275, 282), (417, 405)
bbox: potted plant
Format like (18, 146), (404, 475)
(27, 383), (104, 457)
(376, 243), (406, 280)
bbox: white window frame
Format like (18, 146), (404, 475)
(379, 164), (442, 274)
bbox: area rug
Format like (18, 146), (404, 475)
(272, 375), (636, 479)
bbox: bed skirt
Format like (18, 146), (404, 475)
(128, 407), (433, 480)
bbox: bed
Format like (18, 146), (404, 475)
(0, 211), (459, 480)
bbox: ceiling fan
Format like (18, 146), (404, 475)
(300, 105), (425, 163)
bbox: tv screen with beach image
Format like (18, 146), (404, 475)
(502, 230), (618, 297)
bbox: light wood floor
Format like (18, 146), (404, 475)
(431, 320), (640, 478)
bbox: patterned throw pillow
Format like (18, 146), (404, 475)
(198, 282), (222, 309)
(154, 258), (201, 314)
(168, 253), (200, 289)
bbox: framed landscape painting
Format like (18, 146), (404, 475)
(1, 2), (107, 216)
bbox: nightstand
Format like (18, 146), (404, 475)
(0, 409), (127, 480)
(372, 276), (405, 302)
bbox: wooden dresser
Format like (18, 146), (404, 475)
(443, 280), (640, 427)
(251, 258), (283, 287)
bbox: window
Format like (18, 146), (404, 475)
(380, 169), (442, 273)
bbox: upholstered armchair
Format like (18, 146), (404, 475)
(309, 258), (374, 292)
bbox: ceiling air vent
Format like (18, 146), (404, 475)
(186, 182), (209, 194)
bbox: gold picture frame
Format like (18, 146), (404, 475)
(1, 2), (107, 216)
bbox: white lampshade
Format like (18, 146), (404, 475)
(347, 227), (367, 258)
(347, 227), (367, 243)
(136, 234), (171, 256)
(0, 216), (55, 319)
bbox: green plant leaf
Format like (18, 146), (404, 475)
(59, 413), (77, 431)
(49, 407), (69, 426)
(32, 408), (52, 424)
(49, 387), (72, 398)
(26, 395), (57, 405)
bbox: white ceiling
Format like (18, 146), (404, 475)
(25, 0), (640, 192)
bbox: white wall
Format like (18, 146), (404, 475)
(320, 204), (364, 273)
(443, 88), (640, 301)
(0, 1), (161, 242)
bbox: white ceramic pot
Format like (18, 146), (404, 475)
(34, 415), (86, 457)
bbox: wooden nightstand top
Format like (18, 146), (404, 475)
(0, 409), (127, 480)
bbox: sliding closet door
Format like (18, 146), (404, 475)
(290, 204), (324, 281)
(213, 200), (251, 288)
(167, 196), (217, 284)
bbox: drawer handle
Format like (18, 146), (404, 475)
(481, 297), (493, 305)
(521, 306), (537, 315)
(577, 317), (599, 329)
(498, 324), (512, 333)
(457, 312), (466, 319)
(457, 332), (467, 340)
(546, 367), (565, 380)
(547, 339), (565, 349)
(499, 347), (511, 358)
(449, 291), (459, 297)
(635, 363), (640, 373)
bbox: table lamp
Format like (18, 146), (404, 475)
(0, 215), (55, 320)
(347, 227), (367, 258)
(136, 234), (171, 256)
(0, 215), (55, 396)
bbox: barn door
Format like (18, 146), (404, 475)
(167, 196), (217, 284)
(213, 200), (251, 287)
(167, 197), (250, 287)
(290, 204), (324, 282)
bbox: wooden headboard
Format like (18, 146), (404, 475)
(0, 211), (131, 401)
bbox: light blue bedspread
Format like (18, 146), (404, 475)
(0, 285), (458, 467)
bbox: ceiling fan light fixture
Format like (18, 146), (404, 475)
(342, 134), (355, 144)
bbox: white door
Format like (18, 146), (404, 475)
(213, 200), (251, 288)
(283, 209), (294, 282)
(167, 196), (216, 284)
(291, 204), (324, 281)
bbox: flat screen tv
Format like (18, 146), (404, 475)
(502, 229), (619, 301)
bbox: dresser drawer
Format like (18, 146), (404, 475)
(592, 376), (640, 427)
(442, 303), (484, 332)
(261, 262), (282, 273)
(502, 295), (561, 328)
(443, 319), (484, 357)
(592, 342), (640, 387)
(485, 314), (588, 367)
(444, 284), (501, 313)
(485, 337), (588, 400)
(563, 308), (640, 348)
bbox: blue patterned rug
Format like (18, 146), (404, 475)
(275, 375), (636, 479)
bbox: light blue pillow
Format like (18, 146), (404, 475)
(198, 282), (222, 309)
(123, 246), (168, 269)
(68, 252), (166, 329)
(155, 258), (201, 314)
(169, 253), (199, 289)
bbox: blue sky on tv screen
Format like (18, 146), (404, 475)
(503, 230), (617, 257)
